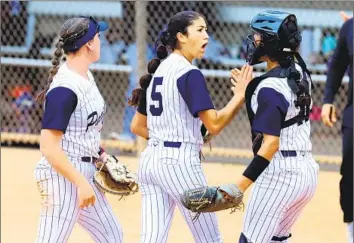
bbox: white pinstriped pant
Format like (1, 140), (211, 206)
(34, 160), (123, 243)
(138, 139), (222, 243)
(242, 152), (319, 243)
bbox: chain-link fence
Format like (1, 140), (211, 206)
(1, 1), (352, 163)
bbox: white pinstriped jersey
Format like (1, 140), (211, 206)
(146, 53), (204, 145)
(139, 53), (221, 242)
(42, 63), (106, 160)
(251, 64), (312, 151)
(34, 63), (123, 243)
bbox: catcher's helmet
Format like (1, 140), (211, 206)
(246, 10), (302, 65)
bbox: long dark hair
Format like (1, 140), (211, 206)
(36, 17), (90, 103)
(128, 11), (204, 107)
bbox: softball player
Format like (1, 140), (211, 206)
(229, 11), (319, 243)
(34, 16), (123, 243)
(129, 11), (251, 243)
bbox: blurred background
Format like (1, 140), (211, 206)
(1, 1), (352, 164)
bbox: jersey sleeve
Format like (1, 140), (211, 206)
(41, 87), (78, 132)
(252, 87), (289, 136)
(137, 90), (147, 116)
(177, 69), (214, 117)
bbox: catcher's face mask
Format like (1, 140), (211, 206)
(246, 32), (265, 65)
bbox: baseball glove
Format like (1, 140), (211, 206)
(94, 151), (139, 196)
(181, 184), (244, 214)
(201, 124), (213, 144)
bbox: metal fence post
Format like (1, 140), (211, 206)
(135, 1), (148, 153)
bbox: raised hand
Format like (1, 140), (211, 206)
(230, 64), (254, 97)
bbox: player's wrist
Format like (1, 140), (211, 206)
(323, 103), (334, 107)
(74, 175), (89, 188)
(235, 176), (253, 193)
(234, 92), (245, 100)
(323, 99), (334, 105)
(232, 94), (245, 106)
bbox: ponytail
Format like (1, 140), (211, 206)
(36, 38), (64, 103)
(128, 44), (168, 107)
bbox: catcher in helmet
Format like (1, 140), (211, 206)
(182, 10), (319, 243)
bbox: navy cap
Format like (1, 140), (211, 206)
(63, 16), (109, 52)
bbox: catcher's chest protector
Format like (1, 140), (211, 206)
(245, 66), (312, 155)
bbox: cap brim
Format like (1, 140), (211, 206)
(98, 21), (109, 31)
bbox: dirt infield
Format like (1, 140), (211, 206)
(1, 147), (346, 243)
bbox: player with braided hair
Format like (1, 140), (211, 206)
(34, 16), (124, 243)
(129, 10), (252, 243)
(128, 47), (168, 140)
(37, 40), (64, 102)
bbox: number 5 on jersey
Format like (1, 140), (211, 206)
(150, 77), (163, 116)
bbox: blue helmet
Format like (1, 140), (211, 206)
(246, 10), (302, 65)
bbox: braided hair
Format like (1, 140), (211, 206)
(128, 11), (204, 107)
(128, 48), (167, 107)
(36, 18), (89, 103)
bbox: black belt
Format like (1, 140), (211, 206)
(162, 144), (304, 156)
(280, 150), (309, 157)
(280, 151), (297, 157)
(163, 141), (182, 148)
(81, 157), (98, 163)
